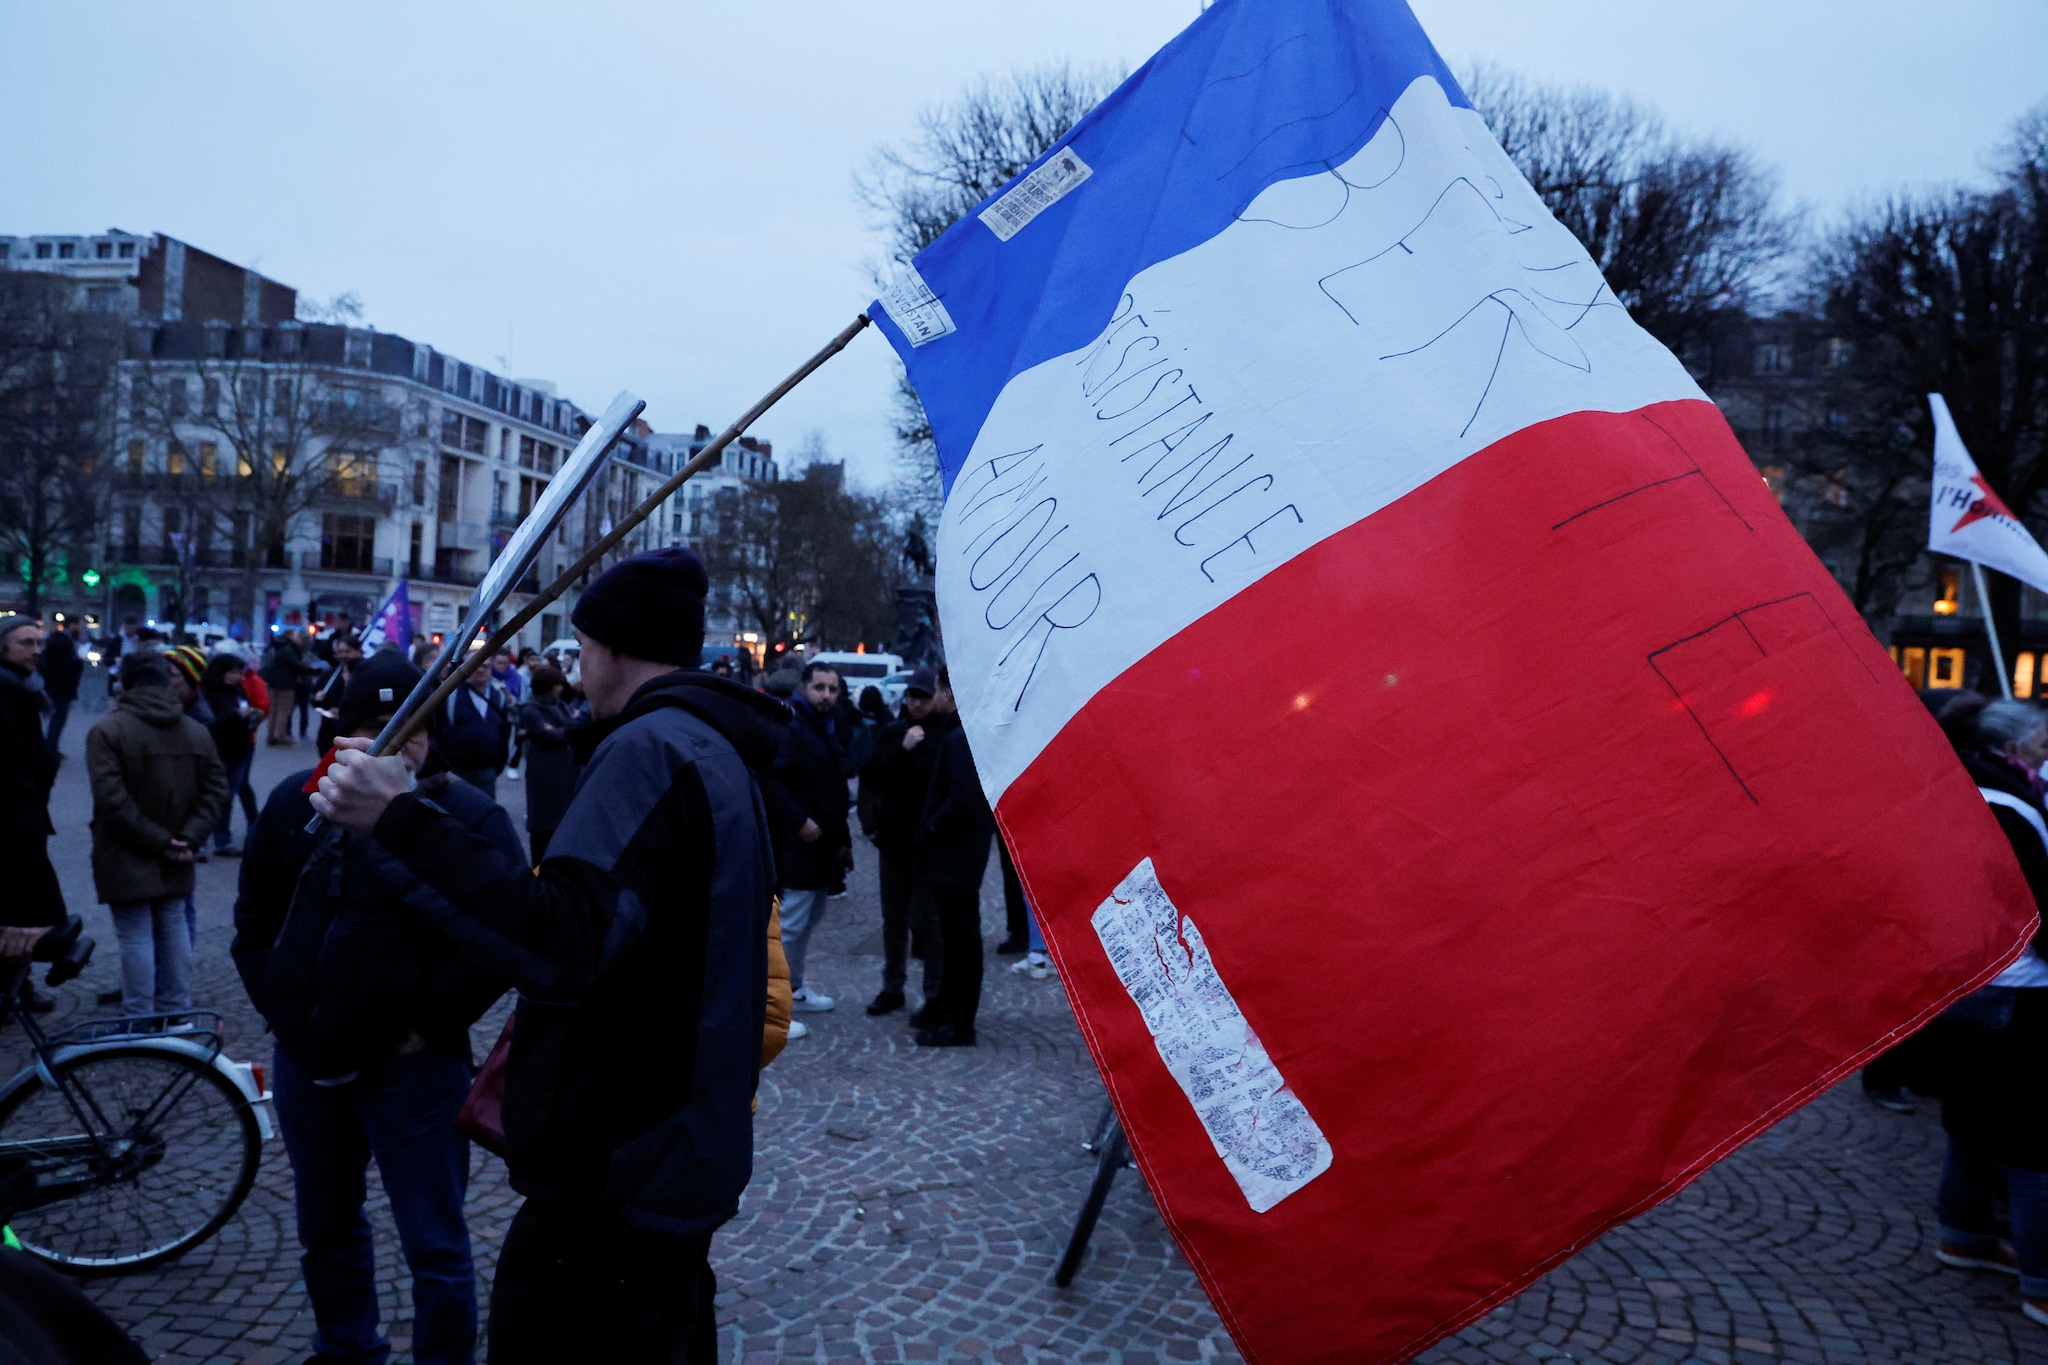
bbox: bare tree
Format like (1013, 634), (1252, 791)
(859, 64), (1121, 512)
(0, 275), (120, 620)
(1806, 100), (2048, 642)
(1464, 66), (1797, 355)
(698, 453), (901, 654)
(125, 338), (421, 634)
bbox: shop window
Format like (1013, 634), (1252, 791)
(1928, 648), (1967, 689)
(2019, 652), (2038, 700)
(1894, 647), (1927, 689)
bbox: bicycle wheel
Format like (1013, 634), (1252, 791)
(0, 1044), (261, 1273)
(1055, 1122), (1128, 1288)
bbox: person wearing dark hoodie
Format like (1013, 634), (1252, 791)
(309, 546), (786, 1365)
(1931, 696), (2048, 1324)
(232, 650), (518, 1365)
(84, 653), (228, 1015)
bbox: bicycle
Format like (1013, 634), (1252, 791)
(0, 915), (271, 1274)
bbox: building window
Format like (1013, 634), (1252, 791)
(409, 522), (424, 577)
(440, 412), (488, 455)
(126, 440), (145, 475)
(95, 241), (112, 259)
(327, 451), (378, 498)
(122, 507), (141, 560)
(1927, 648), (1967, 689)
(1934, 566), (1961, 616)
(2019, 652), (2038, 700)
(536, 442), (557, 474)
(119, 241), (134, 259)
(198, 443), (218, 480)
(202, 378), (220, 413)
(439, 456), (463, 519)
(519, 435), (536, 469)
(57, 242), (74, 259)
(168, 379), (189, 419)
(34, 242), (51, 259)
(1755, 343), (1790, 374)
(1762, 407), (1785, 447)
(412, 460), (427, 506)
(273, 378), (293, 407)
(319, 513), (376, 572)
(166, 442), (188, 477)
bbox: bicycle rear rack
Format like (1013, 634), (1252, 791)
(42, 1012), (228, 1063)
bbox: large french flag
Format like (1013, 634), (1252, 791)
(871, 2), (2035, 1360)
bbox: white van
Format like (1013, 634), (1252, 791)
(806, 651), (903, 694)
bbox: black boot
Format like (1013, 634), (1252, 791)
(866, 990), (906, 1016)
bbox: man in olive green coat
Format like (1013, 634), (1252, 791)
(86, 653), (228, 1014)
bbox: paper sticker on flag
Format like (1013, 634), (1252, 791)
(873, 2), (2033, 1360)
(1928, 392), (2048, 594)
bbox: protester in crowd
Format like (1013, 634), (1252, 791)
(310, 633), (362, 753)
(200, 654), (260, 856)
(233, 650), (516, 1365)
(913, 668), (995, 1048)
(0, 617), (63, 1012)
(1930, 695), (2048, 1323)
(491, 648), (524, 703)
(233, 651), (271, 832)
(771, 661), (852, 1013)
(430, 660), (514, 798)
(262, 629), (305, 746)
(858, 669), (946, 1018)
(37, 616), (83, 765)
(86, 653), (228, 1015)
(516, 664), (579, 865)
(294, 630), (322, 739)
(310, 545), (785, 1364)
(995, 837), (1030, 956)
(164, 646), (212, 722)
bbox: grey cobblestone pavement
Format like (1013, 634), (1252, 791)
(11, 682), (2048, 1362)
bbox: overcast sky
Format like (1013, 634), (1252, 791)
(3, 1), (2042, 489)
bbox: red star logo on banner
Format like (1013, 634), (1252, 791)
(1952, 474), (2016, 533)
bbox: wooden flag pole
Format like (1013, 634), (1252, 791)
(379, 311), (873, 754)
(1973, 561), (2015, 700)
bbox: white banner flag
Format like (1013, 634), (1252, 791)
(1928, 392), (2048, 594)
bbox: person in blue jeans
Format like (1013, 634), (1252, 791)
(232, 652), (516, 1365)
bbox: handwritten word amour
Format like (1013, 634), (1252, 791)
(949, 293), (1306, 718)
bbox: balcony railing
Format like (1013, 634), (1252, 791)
(426, 563), (484, 588)
(310, 555), (395, 578)
(316, 480), (400, 508)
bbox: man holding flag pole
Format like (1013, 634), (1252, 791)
(1928, 392), (2048, 700)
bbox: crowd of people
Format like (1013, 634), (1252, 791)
(0, 544), (1052, 1364)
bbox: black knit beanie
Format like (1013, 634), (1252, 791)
(338, 651), (424, 735)
(570, 546), (708, 667)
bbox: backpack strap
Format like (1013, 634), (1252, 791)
(1981, 787), (2048, 853)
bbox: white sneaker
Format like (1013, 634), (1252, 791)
(1012, 952), (1054, 979)
(786, 1019), (809, 1040)
(791, 987), (836, 1013)
(506, 769), (522, 781)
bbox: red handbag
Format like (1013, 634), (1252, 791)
(455, 1015), (513, 1157)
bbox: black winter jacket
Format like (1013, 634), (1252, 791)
(231, 768), (519, 1080)
(367, 669), (785, 1235)
(1962, 749), (2048, 960)
(862, 712), (954, 858)
(429, 684), (512, 774)
(769, 701), (851, 890)
(516, 696), (581, 834)
(917, 719), (994, 889)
